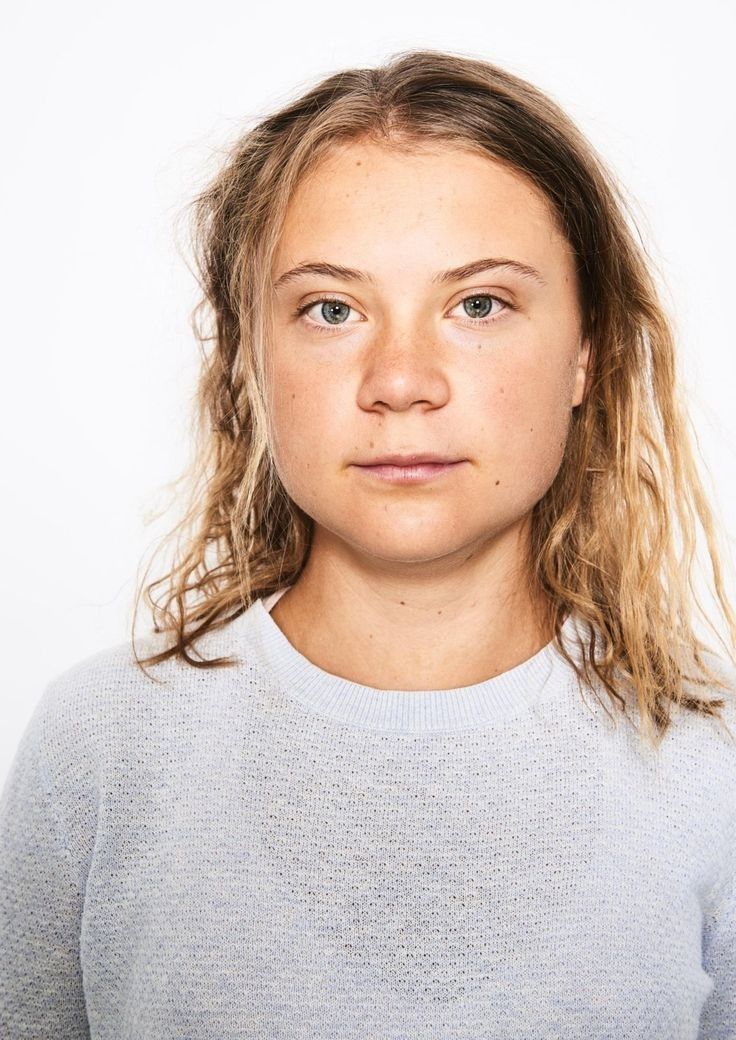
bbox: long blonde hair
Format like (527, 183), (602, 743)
(131, 47), (736, 751)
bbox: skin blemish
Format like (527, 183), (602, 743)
(495, 480), (500, 485)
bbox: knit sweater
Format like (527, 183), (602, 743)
(1, 587), (735, 1039)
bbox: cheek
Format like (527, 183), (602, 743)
(268, 368), (344, 494)
(475, 365), (572, 487)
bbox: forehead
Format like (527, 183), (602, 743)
(274, 138), (568, 267)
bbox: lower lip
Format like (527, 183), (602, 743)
(354, 461), (467, 484)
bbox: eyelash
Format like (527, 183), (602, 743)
(293, 293), (513, 334)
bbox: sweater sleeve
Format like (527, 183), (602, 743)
(0, 687), (92, 1039)
(698, 841), (736, 1038)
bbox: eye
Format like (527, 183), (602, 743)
(449, 293), (511, 325)
(293, 291), (513, 334)
(294, 297), (363, 333)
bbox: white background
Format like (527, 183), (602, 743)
(1, 0), (734, 784)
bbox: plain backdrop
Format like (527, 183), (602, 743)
(1, 0), (734, 786)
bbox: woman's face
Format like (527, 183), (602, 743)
(267, 138), (589, 575)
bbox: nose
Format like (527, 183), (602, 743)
(355, 322), (453, 414)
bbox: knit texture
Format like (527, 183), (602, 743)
(1, 588), (735, 1039)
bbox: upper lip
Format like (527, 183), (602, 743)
(355, 453), (464, 466)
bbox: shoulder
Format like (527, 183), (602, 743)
(651, 650), (736, 834)
(677, 648), (736, 753)
(34, 613), (265, 760)
(27, 637), (154, 770)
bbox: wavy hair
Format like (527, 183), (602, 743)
(131, 47), (736, 751)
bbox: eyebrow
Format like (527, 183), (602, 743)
(272, 256), (548, 291)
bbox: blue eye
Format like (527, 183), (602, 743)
(294, 298), (361, 330)
(456, 292), (512, 323)
(460, 295), (496, 319)
(294, 292), (512, 334)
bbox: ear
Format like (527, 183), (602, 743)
(572, 337), (591, 408)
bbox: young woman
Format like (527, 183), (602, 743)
(1, 48), (735, 1039)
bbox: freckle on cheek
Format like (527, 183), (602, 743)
(495, 480), (500, 485)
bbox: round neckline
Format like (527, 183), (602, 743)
(241, 589), (584, 733)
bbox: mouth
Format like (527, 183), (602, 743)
(352, 460), (467, 484)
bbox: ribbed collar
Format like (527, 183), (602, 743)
(239, 589), (585, 732)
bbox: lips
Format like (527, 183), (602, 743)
(353, 460), (467, 484)
(356, 454), (463, 466)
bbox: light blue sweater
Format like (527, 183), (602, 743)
(1, 588), (735, 1038)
